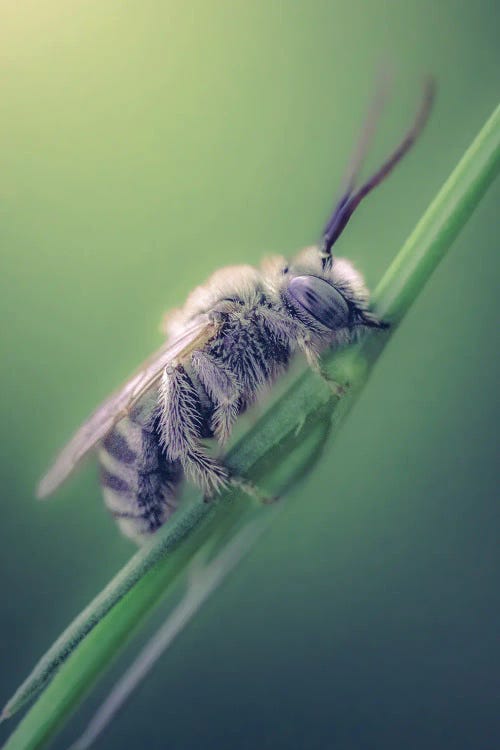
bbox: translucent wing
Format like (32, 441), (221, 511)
(37, 315), (216, 499)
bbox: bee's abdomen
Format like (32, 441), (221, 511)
(98, 413), (181, 542)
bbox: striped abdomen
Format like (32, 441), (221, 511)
(98, 404), (181, 542)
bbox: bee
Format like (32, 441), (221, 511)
(37, 81), (434, 542)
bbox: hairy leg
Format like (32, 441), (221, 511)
(191, 351), (279, 504)
(257, 306), (347, 396)
(159, 364), (229, 495)
(297, 336), (348, 397)
(159, 362), (275, 504)
(190, 350), (241, 444)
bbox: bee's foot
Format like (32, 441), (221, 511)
(316, 368), (350, 397)
(327, 379), (349, 398)
(229, 476), (279, 506)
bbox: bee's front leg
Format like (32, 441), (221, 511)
(257, 309), (348, 397)
(298, 337), (348, 398)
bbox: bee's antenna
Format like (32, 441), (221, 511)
(320, 77), (436, 270)
(338, 69), (393, 201)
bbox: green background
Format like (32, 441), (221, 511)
(1, 1), (499, 749)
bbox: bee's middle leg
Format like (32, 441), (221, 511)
(190, 350), (240, 445)
(159, 364), (229, 495)
(160, 362), (276, 505)
(190, 351), (278, 505)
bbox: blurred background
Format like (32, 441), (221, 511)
(1, 1), (499, 748)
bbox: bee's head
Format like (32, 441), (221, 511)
(280, 79), (434, 333)
(282, 246), (387, 332)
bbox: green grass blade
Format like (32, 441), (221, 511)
(69, 513), (281, 750)
(2, 101), (499, 750)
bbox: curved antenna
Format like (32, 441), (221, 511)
(320, 77), (436, 270)
(337, 70), (393, 200)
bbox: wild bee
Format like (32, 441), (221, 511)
(37, 81), (434, 542)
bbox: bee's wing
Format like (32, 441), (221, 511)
(37, 315), (216, 499)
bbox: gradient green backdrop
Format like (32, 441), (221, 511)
(1, 2), (499, 749)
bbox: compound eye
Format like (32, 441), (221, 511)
(288, 275), (350, 329)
